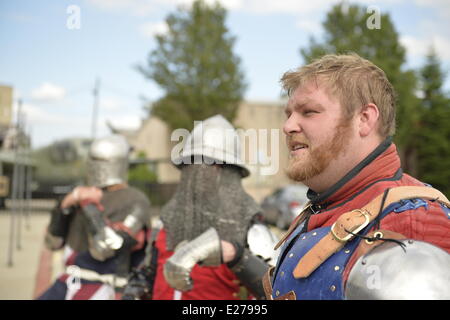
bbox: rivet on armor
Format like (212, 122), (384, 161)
(276, 290), (280, 296)
(408, 239), (414, 244)
(361, 260), (367, 265)
(330, 285), (336, 292)
(344, 249), (350, 254)
(289, 253), (294, 258)
(312, 232), (317, 236)
(334, 266), (340, 271)
(280, 271), (285, 276)
(302, 236), (306, 240)
(373, 231), (384, 239)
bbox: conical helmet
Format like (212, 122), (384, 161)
(175, 114), (249, 177)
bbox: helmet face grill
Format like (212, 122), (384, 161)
(86, 158), (129, 188)
(86, 135), (130, 187)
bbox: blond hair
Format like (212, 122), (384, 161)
(281, 53), (396, 137)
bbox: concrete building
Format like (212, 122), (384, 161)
(0, 85), (13, 127)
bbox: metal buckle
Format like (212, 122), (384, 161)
(330, 209), (371, 242)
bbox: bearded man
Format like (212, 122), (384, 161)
(264, 53), (450, 300)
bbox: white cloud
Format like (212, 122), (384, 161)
(401, 34), (450, 61)
(104, 114), (141, 130)
(414, 0), (450, 18)
(150, 0), (243, 10)
(86, 0), (156, 16)
(295, 17), (322, 33)
(31, 82), (66, 102)
(100, 96), (125, 111)
(19, 103), (75, 126)
(16, 102), (92, 148)
(215, 0), (400, 15)
(139, 21), (169, 38)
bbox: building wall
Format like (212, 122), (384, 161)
(127, 100), (292, 202)
(130, 116), (180, 183)
(234, 101), (291, 202)
(0, 86), (13, 127)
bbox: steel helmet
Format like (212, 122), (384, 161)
(175, 114), (249, 177)
(86, 135), (130, 188)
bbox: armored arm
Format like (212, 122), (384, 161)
(83, 203), (125, 261)
(163, 227), (222, 291)
(45, 186), (103, 250)
(163, 223), (280, 299)
(226, 223), (281, 300)
(83, 197), (151, 262)
(44, 204), (77, 250)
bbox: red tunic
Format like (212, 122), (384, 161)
(301, 143), (450, 284)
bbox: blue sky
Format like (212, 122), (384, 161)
(1, 0), (449, 148)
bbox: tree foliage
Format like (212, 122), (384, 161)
(300, 3), (420, 174)
(139, 0), (247, 131)
(128, 151), (158, 183)
(416, 48), (450, 196)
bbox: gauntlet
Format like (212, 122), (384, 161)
(163, 227), (222, 291)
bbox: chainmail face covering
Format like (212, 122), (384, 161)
(161, 164), (261, 251)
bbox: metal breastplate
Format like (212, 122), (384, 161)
(271, 225), (362, 300)
(271, 198), (430, 300)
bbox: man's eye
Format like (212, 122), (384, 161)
(303, 110), (316, 115)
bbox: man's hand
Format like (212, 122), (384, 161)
(61, 186), (103, 210)
(221, 240), (237, 264)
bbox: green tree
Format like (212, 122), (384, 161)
(128, 151), (158, 183)
(139, 0), (247, 131)
(300, 3), (420, 174)
(416, 48), (450, 196)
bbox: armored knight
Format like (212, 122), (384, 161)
(122, 115), (279, 300)
(263, 53), (450, 300)
(38, 135), (151, 300)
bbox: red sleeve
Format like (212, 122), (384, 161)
(380, 200), (450, 253)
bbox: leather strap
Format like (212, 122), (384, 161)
(262, 266), (275, 300)
(274, 202), (312, 250)
(262, 266), (297, 300)
(292, 186), (449, 279)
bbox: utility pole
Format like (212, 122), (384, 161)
(91, 77), (100, 140)
(25, 125), (33, 230)
(7, 98), (22, 266)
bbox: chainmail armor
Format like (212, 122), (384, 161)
(161, 164), (261, 251)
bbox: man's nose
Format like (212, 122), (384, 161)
(283, 114), (301, 136)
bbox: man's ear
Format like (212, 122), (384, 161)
(358, 103), (380, 137)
